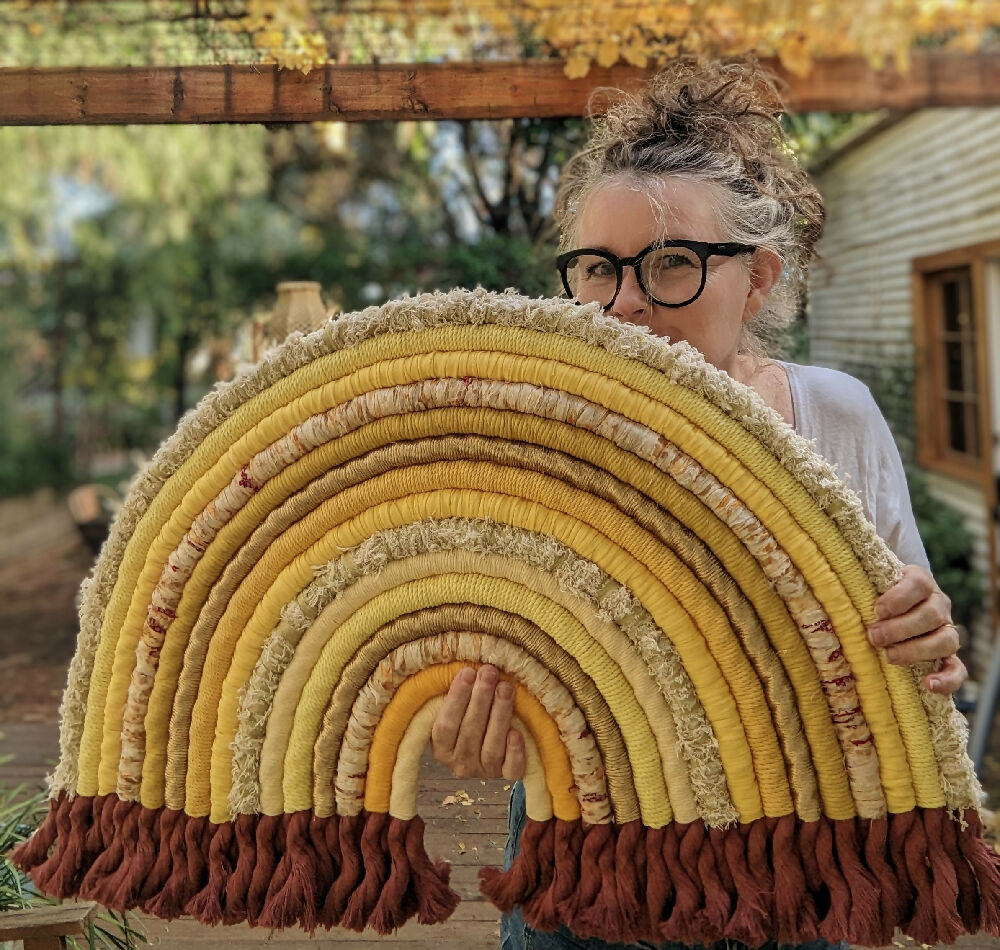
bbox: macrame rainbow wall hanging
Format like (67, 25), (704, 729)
(13, 289), (1000, 946)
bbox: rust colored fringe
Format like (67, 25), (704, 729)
(481, 809), (1000, 947)
(12, 795), (1000, 944)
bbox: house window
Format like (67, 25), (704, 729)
(930, 267), (980, 458)
(913, 254), (990, 482)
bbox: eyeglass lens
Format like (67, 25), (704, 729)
(563, 246), (704, 307)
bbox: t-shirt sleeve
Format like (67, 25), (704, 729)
(783, 362), (929, 569)
(866, 402), (930, 569)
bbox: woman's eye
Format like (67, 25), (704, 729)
(585, 261), (616, 279)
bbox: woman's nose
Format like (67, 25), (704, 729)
(609, 267), (649, 318)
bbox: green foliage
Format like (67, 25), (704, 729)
(905, 467), (984, 631)
(0, 773), (147, 950)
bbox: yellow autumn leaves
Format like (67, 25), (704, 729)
(20, 0), (1000, 76)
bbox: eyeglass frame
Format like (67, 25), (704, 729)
(556, 239), (758, 310)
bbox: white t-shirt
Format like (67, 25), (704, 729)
(777, 360), (930, 569)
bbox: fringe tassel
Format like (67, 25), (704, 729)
(722, 820), (770, 946)
(478, 816), (546, 914)
(957, 808), (1000, 934)
(938, 809), (978, 930)
(140, 808), (182, 907)
(14, 796), (1000, 944)
(246, 813), (281, 925)
(328, 813), (364, 924)
(643, 825), (672, 936)
(772, 814), (817, 943)
(862, 815), (900, 944)
(10, 794), (62, 871)
(187, 820), (235, 925)
(143, 802), (192, 919)
(79, 800), (136, 907)
(404, 814), (460, 924)
(258, 811), (318, 932)
(223, 813), (257, 924)
(519, 817), (556, 926)
(343, 812), (392, 931)
(317, 815), (344, 928)
(369, 816), (415, 934)
(30, 793), (79, 895)
(614, 820), (648, 943)
(531, 818), (582, 931)
(661, 820), (699, 943)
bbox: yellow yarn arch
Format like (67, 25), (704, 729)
(13, 289), (998, 948)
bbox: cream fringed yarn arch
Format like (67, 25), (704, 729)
(13, 289), (1000, 945)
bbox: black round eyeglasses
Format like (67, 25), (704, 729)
(556, 239), (757, 310)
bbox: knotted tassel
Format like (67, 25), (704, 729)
(223, 813), (257, 924)
(139, 807), (182, 907)
(327, 813), (364, 924)
(922, 808), (964, 945)
(31, 793), (81, 896)
(11, 795), (61, 871)
(309, 815), (335, 906)
(644, 826), (672, 937)
(689, 821), (730, 942)
(479, 816), (547, 914)
(520, 817), (556, 927)
(937, 810), (979, 930)
(722, 821), (770, 946)
(957, 808), (1000, 934)
(773, 815), (817, 943)
(862, 816), (901, 937)
(888, 808), (916, 922)
(187, 820), (235, 925)
(246, 813), (281, 925)
(902, 809), (937, 944)
(833, 817), (883, 946)
(369, 816), (416, 934)
(661, 821), (699, 944)
(144, 807), (193, 919)
(573, 821), (618, 939)
(814, 815), (848, 943)
(92, 803), (143, 908)
(405, 814), (459, 924)
(259, 811), (318, 932)
(535, 818), (583, 931)
(317, 815), (345, 928)
(113, 805), (159, 911)
(78, 797), (133, 905)
(613, 820), (647, 943)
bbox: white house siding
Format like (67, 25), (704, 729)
(809, 108), (1000, 676)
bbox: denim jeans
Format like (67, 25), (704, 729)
(497, 781), (848, 950)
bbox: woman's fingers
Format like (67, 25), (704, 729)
(502, 729), (526, 782)
(431, 666), (477, 759)
(869, 589), (953, 649)
(481, 680), (516, 777)
(872, 564), (937, 621)
(453, 665), (500, 765)
(883, 621), (961, 665)
(925, 655), (969, 695)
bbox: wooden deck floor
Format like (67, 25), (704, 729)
(0, 720), (509, 948)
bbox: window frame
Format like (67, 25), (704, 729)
(912, 242), (996, 486)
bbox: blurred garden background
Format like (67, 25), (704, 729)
(2, 3), (1000, 946)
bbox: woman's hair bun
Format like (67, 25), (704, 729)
(556, 55), (826, 353)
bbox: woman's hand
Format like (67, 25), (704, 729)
(868, 563), (967, 695)
(430, 665), (526, 781)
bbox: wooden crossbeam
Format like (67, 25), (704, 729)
(2, 51), (1000, 125)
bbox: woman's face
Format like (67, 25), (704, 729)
(574, 177), (776, 374)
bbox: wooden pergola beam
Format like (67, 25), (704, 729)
(3, 50), (1000, 125)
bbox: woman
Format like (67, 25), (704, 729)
(430, 57), (967, 950)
